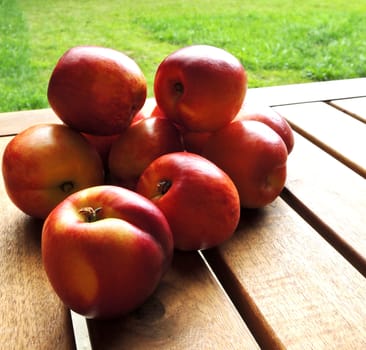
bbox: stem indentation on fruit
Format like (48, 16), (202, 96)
(59, 181), (74, 193)
(79, 207), (102, 222)
(157, 180), (172, 195)
(174, 82), (184, 95)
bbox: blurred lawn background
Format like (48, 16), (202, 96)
(1, 0), (365, 112)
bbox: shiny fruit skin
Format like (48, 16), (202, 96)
(234, 103), (295, 154)
(136, 152), (241, 251)
(132, 97), (165, 125)
(203, 120), (288, 208)
(82, 133), (120, 171)
(154, 45), (247, 132)
(47, 46), (147, 136)
(42, 185), (173, 319)
(108, 116), (184, 190)
(2, 123), (104, 219)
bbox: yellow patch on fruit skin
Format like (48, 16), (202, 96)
(67, 249), (98, 308)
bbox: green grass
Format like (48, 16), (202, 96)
(0, 0), (45, 111)
(1, 0), (365, 112)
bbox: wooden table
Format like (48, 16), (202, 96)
(1, 78), (365, 349)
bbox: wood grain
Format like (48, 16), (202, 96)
(0, 108), (61, 136)
(1, 79), (365, 349)
(283, 132), (366, 274)
(87, 250), (259, 350)
(329, 96), (366, 123)
(0, 137), (76, 349)
(274, 102), (366, 178)
(204, 199), (366, 349)
(245, 77), (366, 106)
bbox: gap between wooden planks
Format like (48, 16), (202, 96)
(282, 132), (366, 276)
(0, 136), (76, 350)
(328, 96), (366, 123)
(203, 197), (366, 349)
(274, 101), (366, 178)
(86, 250), (260, 350)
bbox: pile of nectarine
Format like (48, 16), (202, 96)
(1, 44), (294, 319)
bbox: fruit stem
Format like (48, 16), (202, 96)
(157, 180), (172, 195)
(79, 207), (102, 222)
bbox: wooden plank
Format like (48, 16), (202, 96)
(1, 78), (365, 136)
(1, 78), (364, 349)
(274, 102), (366, 178)
(87, 250), (260, 350)
(329, 97), (366, 123)
(245, 78), (366, 107)
(0, 108), (61, 136)
(203, 198), (366, 349)
(0, 137), (76, 349)
(282, 133), (366, 274)
(0, 107), (259, 350)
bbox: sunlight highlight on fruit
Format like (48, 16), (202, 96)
(67, 250), (99, 308)
(2, 43), (295, 319)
